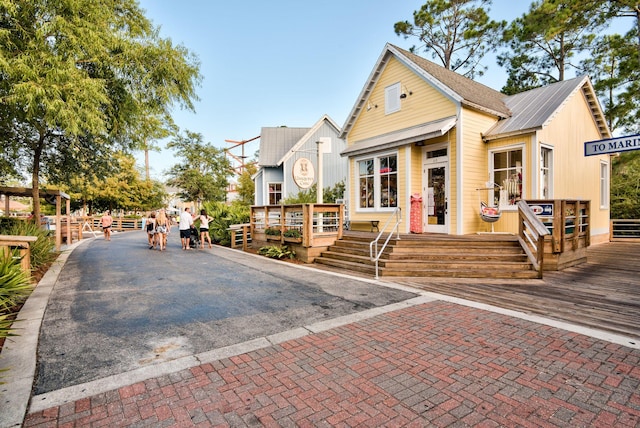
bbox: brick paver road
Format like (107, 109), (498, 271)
(24, 301), (640, 427)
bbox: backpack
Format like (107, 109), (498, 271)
(146, 220), (154, 232)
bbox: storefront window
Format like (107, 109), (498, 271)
(540, 146), (553, 198)
(492, 148), (523, 206)
(358, 154), (398, 209)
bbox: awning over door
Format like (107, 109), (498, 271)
(341, 115), (457, 157)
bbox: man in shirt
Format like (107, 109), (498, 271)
(179, 207), (194, 250)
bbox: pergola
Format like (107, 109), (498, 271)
(0, 186), (71, 251)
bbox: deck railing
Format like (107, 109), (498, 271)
(526, 200), (591, 253)
(250, 204), (343, 247)
(369, 207), (401, 280)
(610, 219), (640, 241)
(517, 201), (549, 277)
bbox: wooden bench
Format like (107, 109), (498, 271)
(0, 235), (38, 275)
(348, 220), (380, 232)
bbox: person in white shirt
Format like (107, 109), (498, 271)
(179, 207), (194, 250)
(199, 209), (213, 249)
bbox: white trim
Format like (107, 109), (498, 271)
(600, 160), (609, 209)
(278, 114), (341, 165)
(405, 147), (411, 234)
(540, 143), (554, 199)
(456, 107), (462, 235)
(489, 143), (527, 210)
(354, 150), (399, 213)
(531, 134), (538, 198)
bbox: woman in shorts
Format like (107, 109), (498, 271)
(146, 212), (156, 249)
(155, 209), (170, 251)
(199, 209), (213, 249)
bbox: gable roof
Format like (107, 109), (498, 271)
(277, 115), (341, 165)
(258, 127), (311, 167)
(340, 43), (511, 138)
(483, 75), (611, 140)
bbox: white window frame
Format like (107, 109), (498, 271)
(385, 82), (401, 115)
(600, 160), (609, 209)
(489, 144), (525, 211)
(540, 145), (554, 199)
(267, 182), (283, 205)
(355, 151), (398, 212)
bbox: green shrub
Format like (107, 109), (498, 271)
(265, 227), (281, 236)
(257, 245), (296, 260)
(0, 253), (32, 312)
(201, 201), (250, 246)
(283, 229), (301, 238)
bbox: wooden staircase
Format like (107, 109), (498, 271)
(314, 232), (539, 279)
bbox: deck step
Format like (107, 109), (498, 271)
(313, 232), (537, 279)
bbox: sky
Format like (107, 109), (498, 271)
(135, 0), (532, 180)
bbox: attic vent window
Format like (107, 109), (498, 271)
(385, 83), (401, 115)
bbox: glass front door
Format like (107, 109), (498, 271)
(424, 161), (448, 233)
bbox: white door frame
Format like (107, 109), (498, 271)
(423, 144), (449, 234)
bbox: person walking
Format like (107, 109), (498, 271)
(146, 212), (156, 249)
(179, 207), (194, 250)
(100, 210), (113, 241)
(199, 209), (213, 249)
(155, 209), (170, 251)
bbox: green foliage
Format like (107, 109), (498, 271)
(0, 0), (201, 219)
(282, 181), (345, 204)
(257, 245), (296, 260)
(236, 163), (258, 206)
(265, 227), (281, 236)
(283, 229), (302, 238)
(611, 152), (640, 219)
(166, 131), (232, 204)
(394, 0), (506, 79)
(0, 253), (32, 313)
(0, 220), (56, 271)
(497, 0), (612, 94)
(201, 201), (250, 246)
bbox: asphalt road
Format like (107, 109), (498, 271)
(34, 230), (417, 394)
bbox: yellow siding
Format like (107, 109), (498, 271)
(485, 134), (533, 234)
(539, 90), (610, 239)
(460, 108), (500, 234)
(349, 57), (457, 143)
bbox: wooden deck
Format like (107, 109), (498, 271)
(390, 241), (640, 340)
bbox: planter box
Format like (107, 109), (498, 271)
(284, 236), (302, 243)
(266, 235), (281, 241)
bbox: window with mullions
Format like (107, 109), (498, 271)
(358, 154), (398, 209)
(268, 183), (282, 205)
(540, 146), (553, 198)
(492, 148), (523, 206)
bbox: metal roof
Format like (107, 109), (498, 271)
(258, 127), (311, 167)
(483, 76), (611, 139)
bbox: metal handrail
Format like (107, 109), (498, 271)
(369, 207), (402, 279)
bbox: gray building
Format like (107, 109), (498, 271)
(253, 115), (347, 205)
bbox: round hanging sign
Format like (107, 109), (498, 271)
(292, 157), (315, 189)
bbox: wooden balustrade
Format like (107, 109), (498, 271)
(250, 204), (344, 262)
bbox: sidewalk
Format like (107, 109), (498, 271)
(3, 233), (640, 427)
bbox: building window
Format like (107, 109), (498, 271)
(540, 146), (553, 199)
(358, 154), (398, 209)
(268, 183), (282, 205)
(600, 161), (609, 208)
(492, 148), (523, 206)
(385, 82), (401, 115)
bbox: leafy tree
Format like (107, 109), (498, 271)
(611, 151), (640, 219)
(394, 0), (506, 78)
(0, 0), (201, 219)
(235, 162), (257, 206)
(497, 0), (610, 94)
(581, 32), (640, 134)
(166, 131), (232, 205)
(54, 153), (166, 214)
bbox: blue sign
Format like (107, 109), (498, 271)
(528, 203), (553, 217)
(584, 134), (640, 156)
